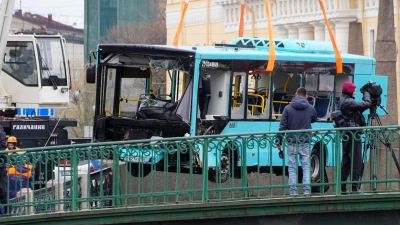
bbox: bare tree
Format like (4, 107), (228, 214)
(101, 0), (167, 95)
(57, 51), (96, 139)
(102, 0), (166, 45)
(64, 68), (96, 138)
(103, 21), (166, 45)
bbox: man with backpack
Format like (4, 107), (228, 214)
(339, 81), (371, 194)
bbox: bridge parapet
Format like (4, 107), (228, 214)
(0, 125), (400, 221)
(6, 168), (112, 215)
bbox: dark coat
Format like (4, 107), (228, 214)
(278, 96), (318, 145)
(0, 152), (6, 204)
(339, 91), (371, 127)
(0, 126), (7, 204)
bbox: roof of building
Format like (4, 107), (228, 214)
(13, 9), (83, 35)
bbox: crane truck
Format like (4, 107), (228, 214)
(0, 0), (79, 188)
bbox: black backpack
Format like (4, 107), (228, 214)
(331, 99), (349, 128)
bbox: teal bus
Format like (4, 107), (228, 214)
(86, 38), (387, 192)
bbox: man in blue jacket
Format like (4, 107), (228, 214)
(277, 87), (317, 196)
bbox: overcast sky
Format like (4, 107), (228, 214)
(2, 0), (84, 28)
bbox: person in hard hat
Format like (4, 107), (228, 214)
(5, 136), (21, 152)
(5, 136), (33, 199)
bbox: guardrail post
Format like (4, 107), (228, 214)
(71, 147), (78, 212)
(202, 138), (209, 202)
(335, 130), (342, 195)
(112, 146), (121, 206)
(78, 171), (89, 210)
(241, 136), (248, 198)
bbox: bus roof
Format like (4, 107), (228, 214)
(97, 38), (375, 65)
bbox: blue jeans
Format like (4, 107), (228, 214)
(287, 143), (311, 195)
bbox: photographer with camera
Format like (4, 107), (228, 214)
(339, 81), (372, 194)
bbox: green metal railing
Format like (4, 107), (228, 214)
(1, 125), (400, 217)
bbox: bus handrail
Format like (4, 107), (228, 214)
(118, 97), (141, 117)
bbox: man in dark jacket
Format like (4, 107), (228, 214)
(277, 87), (317, 196)
(339, 81), (371, 194)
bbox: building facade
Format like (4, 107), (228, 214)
(166, 0), (400, 124)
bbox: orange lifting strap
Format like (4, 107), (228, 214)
(318, 0), (343, 74)
(173, 0), (190, 47)
(264, 0), (275, 73)
(238, 0), (246, 37)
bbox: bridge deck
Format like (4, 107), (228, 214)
(4, 193), (400, 225)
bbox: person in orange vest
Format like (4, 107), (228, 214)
(6, 136), (33, 199)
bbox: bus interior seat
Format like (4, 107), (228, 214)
(282, 94), (295, 101)
(247, 95), (261, 115)
(279, 94), (294, 112)
(307, 92), (316, 106)
(314, 93), (332, 120)
(198, 75), (211, 119)
(257, 87), (267, 96)
(272, 92), (285, 113)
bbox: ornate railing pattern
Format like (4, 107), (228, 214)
(1, 125), (400, 217)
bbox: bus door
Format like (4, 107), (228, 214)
(221, 71), (272, 167)
(225, 72), (271, 134)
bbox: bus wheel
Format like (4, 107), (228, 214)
(208, 153), (229, 183)
(127, 163), (152, 177)
(310, 149), (329, 193)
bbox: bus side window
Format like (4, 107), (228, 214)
(334, 73), (351, 100)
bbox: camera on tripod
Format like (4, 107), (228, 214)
(360, 81), (383, 107)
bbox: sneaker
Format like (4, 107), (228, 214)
(303, 192), (311, 197)
(290, 193), (298, 196)
(351, 189), (364, 194)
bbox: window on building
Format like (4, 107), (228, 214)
(368, 28), (375, 57)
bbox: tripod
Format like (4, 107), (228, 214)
(363, 103), (400, 191)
